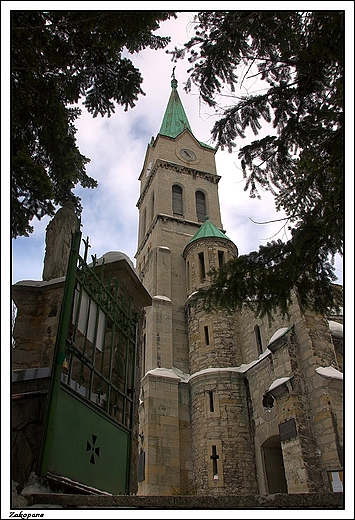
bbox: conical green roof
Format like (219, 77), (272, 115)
(159, 77), (192, 138)
(186, 217), (232, 246)
(158, 75), (215, 150)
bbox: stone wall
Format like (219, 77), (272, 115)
(183, 237), (237, 295)
(241, 295), (343, 494)
(12, 370), (51, 492)
(12, 279), (65, 370)
(187, 300), (241, 374)
(189, 371), (258, 496)
(138, 372), (182, 495)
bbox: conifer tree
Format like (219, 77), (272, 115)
(12, 10), (175, 238)
(170, 11), (343, 318)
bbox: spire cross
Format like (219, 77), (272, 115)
(171, 67), (178, 89)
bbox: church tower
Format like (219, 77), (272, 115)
(133, 71), (344, 496)
(135, 75), (229, 494)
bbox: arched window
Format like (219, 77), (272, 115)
(172, 184), (183, 215)
(195, 190), (206, 222)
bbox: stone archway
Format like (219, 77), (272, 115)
(261, 435), (288, 493)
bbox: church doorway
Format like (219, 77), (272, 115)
(261, 435), (288, 493)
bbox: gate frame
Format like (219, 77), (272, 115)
(38, 230), (140, 494)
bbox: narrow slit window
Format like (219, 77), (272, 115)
(142, 208), (146, 237)
(142, 333), (146, 375)
(150, 192), (155, 222)
(218, 250), (225, 268)
(209, 390), (214, 413)
(187, 261), (190, 293)
(204, 325), (210, 346)
(198, 252), (205, 282)
(254, 324), (263, 355)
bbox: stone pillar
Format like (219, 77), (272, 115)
(138, 371), (181, 495)
(42, 204), (79, 281)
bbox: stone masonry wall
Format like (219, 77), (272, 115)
(12, 280), (65, 370)
(242, 293), (342, 494)
(187, 299), (241, 374)
(12, 376), (50, 491)
(291, 303), (343, 477)
(138, 372), (181, 495)
(184, 238), (237, 295)
(189, 371), (258, 496)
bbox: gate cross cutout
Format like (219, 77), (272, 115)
(86, 434), (100, 465)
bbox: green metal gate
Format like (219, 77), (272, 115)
(38, 231), (138, 495)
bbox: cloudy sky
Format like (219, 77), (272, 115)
(9, 7), (346, 287)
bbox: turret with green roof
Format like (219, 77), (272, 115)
(183, 216), (237, 259)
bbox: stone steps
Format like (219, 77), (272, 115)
(17, 492), (343, 510)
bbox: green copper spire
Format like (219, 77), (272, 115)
(159, 73), (193, 138)
(186, 216), (232, 246)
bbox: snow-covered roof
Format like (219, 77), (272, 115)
(268, 325), (293, 346)
(145, 349), (273, 383)
(267, 376), (292, 393)
(91, 251), (135, 270)
(328, 320), (343, 338)
(315, 366), (343, 380)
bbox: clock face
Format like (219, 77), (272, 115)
(180, 148), (197, 162)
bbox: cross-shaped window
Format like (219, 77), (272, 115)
(210, 445), (219, 479)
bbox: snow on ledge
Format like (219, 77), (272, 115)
(316, 366), (343, 380)
(189, 349), (272, 382)
(268, 326), (293, 346)
(268, 377), (291, 393)
(13, 276), (66, 287)
(145, 366), (189, 382)
(153, 295), (172, 302)
(186, 291), (199, 301)
(21, 472), (52, 495)
(144, 350), (274, 384)
(328, 320), (343, 338)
